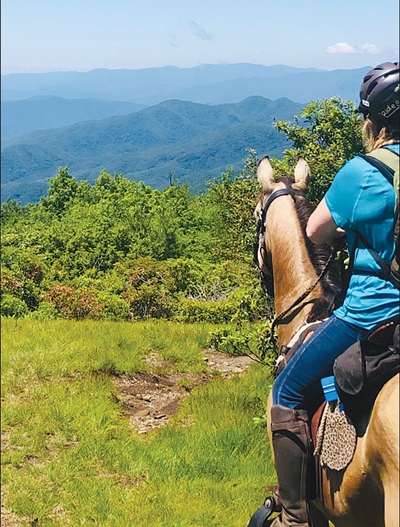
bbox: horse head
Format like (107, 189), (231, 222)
(254, 156), (337, 346)
(254, 157), (310, 296)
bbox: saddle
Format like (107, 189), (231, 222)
(333, 320), (399, 423)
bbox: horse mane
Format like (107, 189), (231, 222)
(280, 177), (341, 322)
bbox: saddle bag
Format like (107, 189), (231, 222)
(333, 320), (399, 421)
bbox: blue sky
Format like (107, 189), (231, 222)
(1, 0), (399, 74)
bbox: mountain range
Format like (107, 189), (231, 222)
(1, 63), (369, 106)
(1, 63), (370, 205)
(1, 96), (302, 204)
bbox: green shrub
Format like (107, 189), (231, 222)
(123, 284), (172, 319)
(42, 285), (105, 320)
(29, 301), (63, 320)
(176, 297), (236, 323)
(1, 268), (24, 299)
(42, 285), (76, 316)
(208, 327), (251, 355)
(1, 295), (28, 317)
(229, 288), (273, 323)
(99, 294), (130, 321)
(209, 321), (277, 366)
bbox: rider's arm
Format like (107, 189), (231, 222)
(306, 198), (345, 246)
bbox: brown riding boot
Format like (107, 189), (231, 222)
(269, 405), (312, 527)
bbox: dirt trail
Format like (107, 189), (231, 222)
(115, 350), (254, 434)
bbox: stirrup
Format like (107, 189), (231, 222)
(247, 496), (280, 527)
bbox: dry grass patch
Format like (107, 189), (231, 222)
(0, 505), (31, 527)
(97, 469), (149, 488)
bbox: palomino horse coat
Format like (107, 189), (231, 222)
(255, 157), (399, 527)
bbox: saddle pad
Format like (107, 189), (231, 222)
(313, 400), (357, 471)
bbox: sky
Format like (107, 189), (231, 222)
(1, 0), (399, 75)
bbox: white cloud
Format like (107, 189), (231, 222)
(358, 43), (382, 54)
(325, 42), (357, 54)
(325, 42), (382, 55)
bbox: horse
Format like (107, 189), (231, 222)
(254, 156), (399, 527)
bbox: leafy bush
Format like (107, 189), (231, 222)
(43, 285), (105, 319)
(29, 301), (63, 320)
(43, 285), (76, 316)
(176, 298), (236, 323)
(1, 295), (28, 317)
(99, 294), (130, 321)
(1, 268), (24, 299)
(121, 258), (175, 319)
(208, 321), (278, 367)
(208, 327), (252, 355)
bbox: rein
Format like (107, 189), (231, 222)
(268, 249), (335, 350)
(255, 185), (336, 359)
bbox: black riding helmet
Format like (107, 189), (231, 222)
(358, 62), (399, 121)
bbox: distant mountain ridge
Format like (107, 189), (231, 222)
(1, 63), (370, 105)
(1, 97), (146, 143)
(1, 96), (302, 204)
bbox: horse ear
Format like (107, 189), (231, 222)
(257, 156), (278, 192)
(293, 158), (310, 190)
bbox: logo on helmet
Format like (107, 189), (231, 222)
(379, 99), (400, 118)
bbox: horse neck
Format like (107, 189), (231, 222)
(266, 195), (323, 347)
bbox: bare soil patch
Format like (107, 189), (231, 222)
(115, 350), (254, 434)
(0, 506), (31, 527)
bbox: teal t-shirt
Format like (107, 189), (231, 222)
(325, 144), (399, 330)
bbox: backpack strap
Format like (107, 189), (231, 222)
(365, 146), (399, 197)
(340, 149), (399, 297)
(357, 153), (395, 184)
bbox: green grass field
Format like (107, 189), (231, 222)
(1, 318), (276, 526)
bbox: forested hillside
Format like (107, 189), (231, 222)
(1, 96), (302, 204)
(1, 98), (363, 326)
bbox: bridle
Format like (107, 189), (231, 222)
(254, 185), (306, 285)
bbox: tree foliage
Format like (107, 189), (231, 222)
(1, 158), (266, 321)
(273, 97), (364, 202)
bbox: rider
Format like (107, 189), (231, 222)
(267, 62), (399, 526)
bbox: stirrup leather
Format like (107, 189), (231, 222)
(248, 496), (281, 527)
